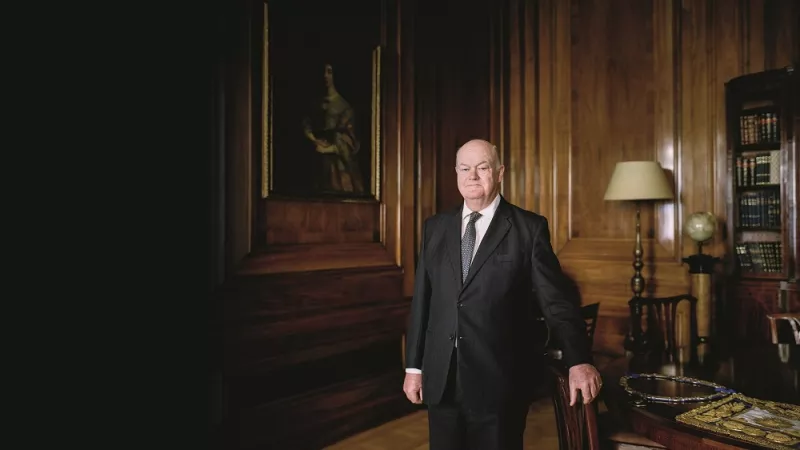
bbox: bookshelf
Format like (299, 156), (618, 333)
(725, 67), (799, 343)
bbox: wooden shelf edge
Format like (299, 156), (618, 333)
(236, 242), (399, 276)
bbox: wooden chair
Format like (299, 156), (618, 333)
(631, 294), (700, 360)
(767, 313), (800, 344)
(546, 302), (600, 360)
(543, 303), (663, 449)
(547, 358), (600, 450)
(764, 281), (800, 344)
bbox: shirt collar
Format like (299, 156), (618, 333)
(462, 194), (501, 220)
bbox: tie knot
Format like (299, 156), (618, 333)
(468, 211), (482, 224)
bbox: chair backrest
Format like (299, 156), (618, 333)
(582, 302), (600, 349)
(634, 294), (699, 358)
(779, 280), (799, 311)
(547, 359), (600, 450)
(767, 313), (800, 344)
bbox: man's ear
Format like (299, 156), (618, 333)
(497, 165), (505, 182)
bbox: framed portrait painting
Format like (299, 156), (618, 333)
(260, 0), (384, 200)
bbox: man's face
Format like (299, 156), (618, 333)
(455, 143), (504, 202)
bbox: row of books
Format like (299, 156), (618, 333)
(735, 150), (781, 186)
(739, 111), (780, 145)
(735, 242), (783, 273)
(737, 190), (781, 229)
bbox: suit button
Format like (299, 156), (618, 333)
(458, 336), (464, 340)
(448, 334), (454, 340)
(458, 302), (463, 308)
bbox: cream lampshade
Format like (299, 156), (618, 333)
(603, 161), (674, 201)
(604, 161), (674, 352)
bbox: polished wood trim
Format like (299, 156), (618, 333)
(558, 238), (678, 262)
(263, 198), (380, 245)
(381, 0), (401, 269)
(630, 410), (745, 450)
(536, 0), (572, 253)
(712, 0), (745, 261)
(680, 0), (715, 259)
(398, 0), (416, 296)
(235, 243), (396, 275)
(501, 0), (539, 213)
(415, 3), (437, 256)
(488, 0), (506, 174)
(224, 266), (404, 322)
(653, 0), (680, 261)
(226, 302), (408, 375)
(744, 0), (766, 74)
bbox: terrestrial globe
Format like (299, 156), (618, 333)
(684, 212), (716, 252)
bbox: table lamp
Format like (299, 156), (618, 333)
(604, 161), (674, 352)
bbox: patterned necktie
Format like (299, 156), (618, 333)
(461, 211), (482, 282)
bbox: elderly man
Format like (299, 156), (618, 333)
(403, 139), (602, 449)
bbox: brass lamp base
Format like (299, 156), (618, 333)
(624, 202), (647, 353)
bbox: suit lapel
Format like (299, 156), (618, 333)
(445, 206), (464, 288)
(461, 198), (512, 293)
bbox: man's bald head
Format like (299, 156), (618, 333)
(456, 139), (502, 170)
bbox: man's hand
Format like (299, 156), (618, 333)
(403, 373), (423, 404)
(568, 363), (602, 405)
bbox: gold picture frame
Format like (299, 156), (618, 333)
(676, 392), (800, 449)
(260, 1), (382, 201)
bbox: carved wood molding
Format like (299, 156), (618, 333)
(236, 242), (397, 276)
(557, 237), (678, 262)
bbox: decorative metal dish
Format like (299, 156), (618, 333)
(620, 372), (735, 405)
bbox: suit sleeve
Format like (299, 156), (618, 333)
(405, 219), (432, 371)
(530, 218), (592, 368)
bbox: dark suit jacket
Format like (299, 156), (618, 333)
(405, 196), (591, 412)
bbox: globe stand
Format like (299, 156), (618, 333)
(682, 240), (721, 363)
(683, 241), (720, 273)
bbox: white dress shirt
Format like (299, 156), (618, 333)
(406, 194), (501, 374)
(459, 194), (501, 264)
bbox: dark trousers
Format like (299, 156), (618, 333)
(427, 350), (531, 450)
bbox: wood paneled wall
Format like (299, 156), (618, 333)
(417, 0), (799, 356)
(213, 0), (796, 446)
(414, 0), (494, 246)
(215, 0), (421, 448)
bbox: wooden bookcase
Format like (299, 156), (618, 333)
(725, 67), (799, 343)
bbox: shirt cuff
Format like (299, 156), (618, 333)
(405, 368), (422, 374)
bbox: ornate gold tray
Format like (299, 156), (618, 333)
(676, 393), (800, 449)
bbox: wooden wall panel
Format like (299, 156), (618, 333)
(225, 0), (254, 272)
(536, 0), (572, 252)
(399, 0), (417, 295)
(414, 8), (438, 253)
(746, 0), (766, 73)
(680, 0), (714, 259)
(570, 0), (656, 241)
(767, 0), (798, 70)
(711, 0), (744, 261)
(653, 0), (679, 259)
(264, 198), (379, 245)
(484, 0), (799, 356)
(497, 0), (539, 212)
(216, 0), (420, 448)
(425, 0), (492, 213)
(223, 267), (406, 375)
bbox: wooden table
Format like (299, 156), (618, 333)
(601, 344), (800, 449)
